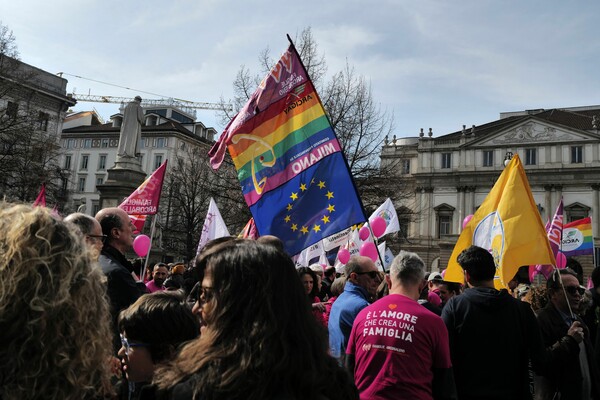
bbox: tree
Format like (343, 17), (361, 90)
(0, 22), (70, 205)
(219, 27), (411, 218)
(161, 144), (249, 260)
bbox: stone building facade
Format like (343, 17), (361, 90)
(381, 106), (600, 279)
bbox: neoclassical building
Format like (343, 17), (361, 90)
(381, 105), (600, 276)
(60, 105), (216, 215)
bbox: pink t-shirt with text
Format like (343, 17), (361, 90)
(347, 293), (451, 400)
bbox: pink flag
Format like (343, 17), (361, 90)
(530, 199), (563, 281)
(119, 161), (167, 216)
(33, 184), (46, 207)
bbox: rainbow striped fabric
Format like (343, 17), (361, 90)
(561, 217), (593, 256)
(209, 44), (365, 255)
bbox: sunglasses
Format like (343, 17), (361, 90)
(120, 334), (149, 356)
(87, 234), (107, 243)
(355, 271), (380, 279)
(563, 286), (585, 296)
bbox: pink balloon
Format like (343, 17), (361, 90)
(556, 252), (567, 269)
(359, 242), (378, 262)
(133, 234), (151, 257)
(338, 248), (350, 264)
(370, 216), (387, 238)
(359, 226), (370, 241)
(462, 214), (474, 229)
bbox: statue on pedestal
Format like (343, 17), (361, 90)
(117, 96), (144, 158)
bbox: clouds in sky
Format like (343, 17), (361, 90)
(2, 0), (599, 137)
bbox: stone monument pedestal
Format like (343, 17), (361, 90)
(97, 156), (146, 209)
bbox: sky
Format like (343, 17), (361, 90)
(2, 1), (600, 140)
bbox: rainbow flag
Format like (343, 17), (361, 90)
(561, 217), (593, 256)
(209, 43), (366, 255)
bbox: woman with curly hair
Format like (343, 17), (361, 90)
(154, 239), (358, 400)
(0, 204), (114, 400)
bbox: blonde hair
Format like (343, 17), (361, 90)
(0, 204), (113, 399)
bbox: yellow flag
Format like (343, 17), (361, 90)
(445, 154), (555, 289)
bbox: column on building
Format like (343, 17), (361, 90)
(544, 185), (553, 222)
(592, 184), (600, 237)
(554, 185), (563, 211)
(424, 187), (434, 238)
(417, 187), (426, 237)
(457, 186), (466, 233)
(465, 186), (476, 216)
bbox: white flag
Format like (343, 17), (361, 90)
(377, 241), (394, 270)
(369, 198), (400, 236)
(318, 251), (330, 268)
(322, 227), (352, 251)
(196, 198), (230, 255)
(296, 241), (323, 267)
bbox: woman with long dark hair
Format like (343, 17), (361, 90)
(297, 266), (326, 325)
(154, 239), (358, 400)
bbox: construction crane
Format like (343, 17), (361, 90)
(70, 93), (233, 119)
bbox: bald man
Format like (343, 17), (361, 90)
(64, 212), (105, 258)
(96, 207), (141, 353)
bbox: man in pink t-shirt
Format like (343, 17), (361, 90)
(347, 251), (456, 400)
(145, 263), (168, 293)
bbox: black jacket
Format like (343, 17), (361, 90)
(535, 302), (600, 399)
(99, 245), (141, 352)
(442, 286), (548, 400)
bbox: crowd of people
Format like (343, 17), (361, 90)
(1, 202), (600, 400)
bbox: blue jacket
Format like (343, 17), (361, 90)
(328, 281), (370, 360)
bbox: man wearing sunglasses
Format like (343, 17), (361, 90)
(535, 268), (600, 399)
(328, 255), (381, 365)
(64, 212), (106, 258)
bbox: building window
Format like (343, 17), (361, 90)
(78, 177), (86, 192)
(483, 150), (494, 167)
(101, 138), (109, 148)
(92, 202), (100, 216)
(441, 153), (451, 169)
(65, 138), (75, 149)
(137, 153), (144, 166)
(96, 176), (104, 187)
(155, 137), (167, 148)
(98, 155), (107, 171)
(571, 146), (583, 164)
(6, 101), (18, 119)
(401, 159), (410, 174)
(38, 112), (49, 131)
(525, 148), (537, 165)
(61, 178), (68, 191)
(434, 203), (455, 238)
(565, 202), (590, 223)
(439, 216), (451, 237)
(64, 155), (72, 170)
(154, 154), (163, 170)
(83, 138), (92, 148)
(80, 155), (89, 170)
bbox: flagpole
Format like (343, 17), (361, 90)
(286, 34), (371, 229)
(141, 214), (158, 282)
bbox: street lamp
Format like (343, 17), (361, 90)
(504, 151), (513, 167)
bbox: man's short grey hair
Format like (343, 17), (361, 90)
(64, 212), (97, 236)
(390, 250), (426, 287)
(345, 256), (364, 276)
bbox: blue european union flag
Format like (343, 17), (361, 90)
(250, 152), (366, 255)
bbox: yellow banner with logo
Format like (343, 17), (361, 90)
(445, 154), (555, 288)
